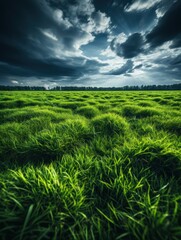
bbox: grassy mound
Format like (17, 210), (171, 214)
(125, 139), (181, 178)
(122, 105), (161, 118)
(26, 119), (93, 162)
(154, 117), (181, 135)
(92, 113), (129, 136)
(76, 106), (99, 118)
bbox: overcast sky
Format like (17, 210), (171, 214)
(0, 0), (181, 87)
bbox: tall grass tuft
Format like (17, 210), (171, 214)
(22, 118), (93, 162)
(92, 113), (129, 136)
(76, 106), (99, 118)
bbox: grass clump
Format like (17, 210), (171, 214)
(124, 138), (181, 178)
(23, 118), (93, 162)
(76, 106), (99, 118)
(122, 105), (161, 118)
(0, 107), (72, 123)
(92, 113), (129, 136)
(154, 117), (181, 135)
(138, 107), (161, 118)
(137, 101), (154, 107)
(122, 105), (142, 117)
(55, 101), (86, 110)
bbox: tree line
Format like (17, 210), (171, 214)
(0, 83), (181, 91)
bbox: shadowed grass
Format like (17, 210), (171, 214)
(53, 101), (87, 110)
(0, 118), (94, 163)
(122, 105), (161, 118)
(0, 98), (43, 109)
(123, 138), (181, 178)
(154, 117), (181, 135)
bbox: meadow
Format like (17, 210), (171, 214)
(0, 90), (181, 240)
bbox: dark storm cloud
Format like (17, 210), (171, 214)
(170, 35), (181, 49)
(111, 33), (144, 58)
(0, 0), (110, 82)
(0, 0), (95, 54)
(0, 57), (106, 78)
(134, 64), (142, 69)
(145, 53), (181, 81)
(92, 0), (158, 37)
(154, 54), (181, 70)
(146, 1), (181, 48)
(0, 0), (59, 57)
(108, 60), (133, 75)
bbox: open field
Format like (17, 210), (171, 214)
(0, 90), (181, 240)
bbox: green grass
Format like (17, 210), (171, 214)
(92, 113), (129, 136)
(76, 106), (100, 118)
(0, 90), (181, 240)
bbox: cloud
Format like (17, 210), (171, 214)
(170, 35), (181, 48)
(108, 60), (133, 75)
(0, 0), (110, 59)
(132, 44), (181, 82)
(0, 0), (110, 83)
(125, 0), (161, 12)
(81, 11), (111, 35)
(0, 56), (106, 80)
(48, 0), (111, 35)
(153, 53), (181, 77)
(11, 80), (19, 84)
(146, 1), (181, 48)
(92, 11), (111, 33)
(111, 33), (144, 58)
(155, 0), (176, 18)
(40, 29), (58, 41)
(134, 64), (143, 69)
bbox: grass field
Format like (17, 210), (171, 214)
(0, 90), (181, 240)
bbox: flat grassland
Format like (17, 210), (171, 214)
(0, 90), (181, 240)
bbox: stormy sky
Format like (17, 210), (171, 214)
(0, 0), (181, 87)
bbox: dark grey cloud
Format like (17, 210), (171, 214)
(0, 0), (97, 58)
(134, 64), (142, 69)
(111, 33), (144, 58)
(143, 53), (181, 81)
(108, 59), (144, 76)
(154, 54), (181, 70)
(0, 57), (106, 79)
(146, 1), (181, 48)
(108, 60), (133, 75)
(170, 34), (181, 49)
(0, 0), (110, 83)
